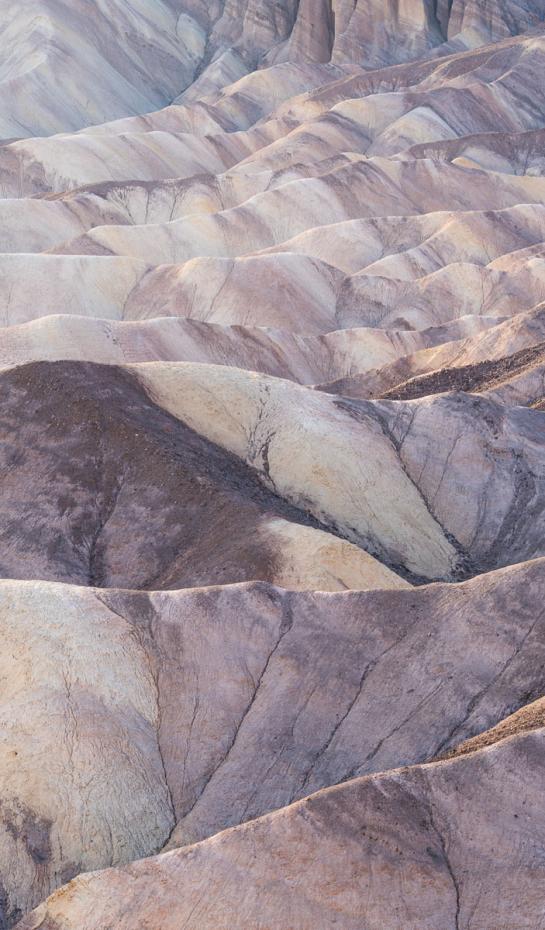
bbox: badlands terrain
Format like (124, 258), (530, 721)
(2, 0), (545, 927)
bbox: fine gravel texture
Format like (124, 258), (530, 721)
(2, 2), (545, 929)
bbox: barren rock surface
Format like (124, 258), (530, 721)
(2, 1), (545, 928)
(17, 731), (545, 930)
(2, 559), (545, 922)
(0, 360), (410, 592)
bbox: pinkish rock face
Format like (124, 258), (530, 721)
(1, 2), (545, 928)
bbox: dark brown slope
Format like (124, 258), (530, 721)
(441, 695), (545, 760)
(317, 341), (545, 403)
(382, 341), (545, 400)
(0, 361), (334, 589)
